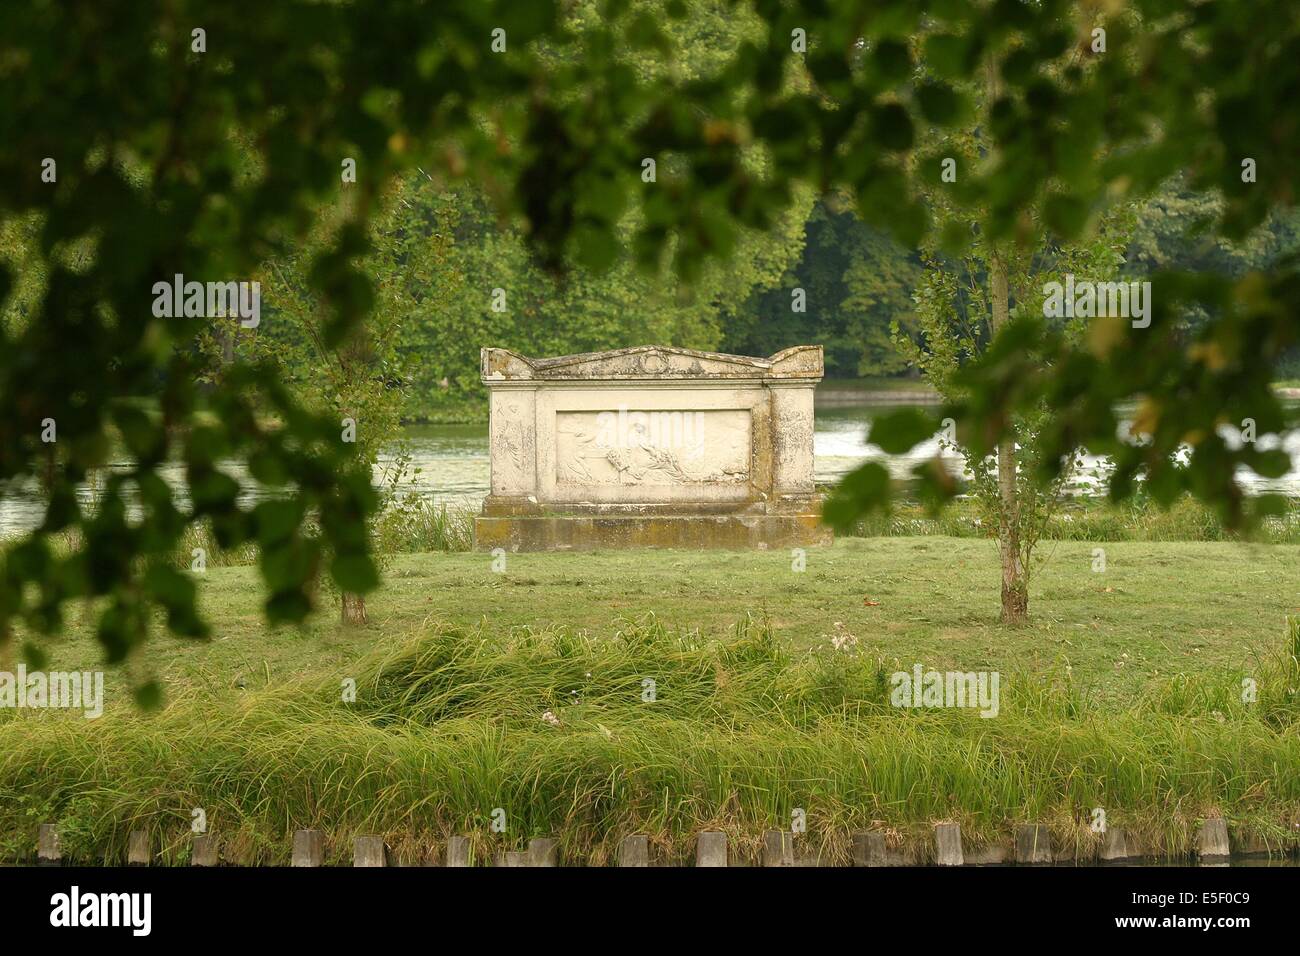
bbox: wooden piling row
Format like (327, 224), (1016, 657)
(19, 817), (1287, 866)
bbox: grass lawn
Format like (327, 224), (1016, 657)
(26, 536), (1300, 707)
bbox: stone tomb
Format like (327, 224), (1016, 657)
(475, 345), (831, 551)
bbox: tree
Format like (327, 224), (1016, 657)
(248, 174), (462, 624)
(724, 196), (922, 378)
(407, 178), (812, 421)
(1122, 176), (1300, 337)
(902, 215), (1138, 621)
(857, 37), (1138, 623)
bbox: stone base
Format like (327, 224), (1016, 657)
(474, 512), (831, 552)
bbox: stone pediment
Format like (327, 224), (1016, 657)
(481, 345), (823, 383)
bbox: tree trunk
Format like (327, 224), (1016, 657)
(986, 57), (1028, 624)
(41, 446), (56, 493)
(991, 250), (1028, 624)
(341, 593), (367, 626)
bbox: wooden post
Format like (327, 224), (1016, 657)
(852, 831), (888, 867)
(696, 831), (727, 867)
(291, 829), (325, 867)
(445, 836), (472, 867)
(38, 824), (61, 866)
(353, 835), (388, 867)
(1015, 824), (1052, 864)
(1100, 828), (1130, 862)
(934, 823), (964, 866)
(618, 834), (649, 867)
(1197, 819), (1230, 860)
(762, 830), (794, 867)
(192, 834), (220, 867)
(528, 838), (558, 867)
(127, 831), (151, 866)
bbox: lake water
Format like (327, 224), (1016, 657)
(1, 400), (1297, 536)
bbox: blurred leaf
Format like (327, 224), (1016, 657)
(331, 553), (379, 593)
(134, 680), (163, 711)
(822, 462), (891, 532)
(869, 407), (939, 453)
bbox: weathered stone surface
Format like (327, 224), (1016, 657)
(475, 513), (829, 551)
(476, 346), (827, 551)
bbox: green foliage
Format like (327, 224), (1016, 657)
(403, 180), (811, 420)
(725, 197), (924, 378)
(3, 0), (1300, 666)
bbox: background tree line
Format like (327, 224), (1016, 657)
(211, 172), (1300, 426)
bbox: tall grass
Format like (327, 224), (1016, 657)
(372, 498), (474, 554)
(2, 615), (1297, 865)
(848, 495), (1300, 543)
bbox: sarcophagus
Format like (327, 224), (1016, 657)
(475, 345), (830, 550)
